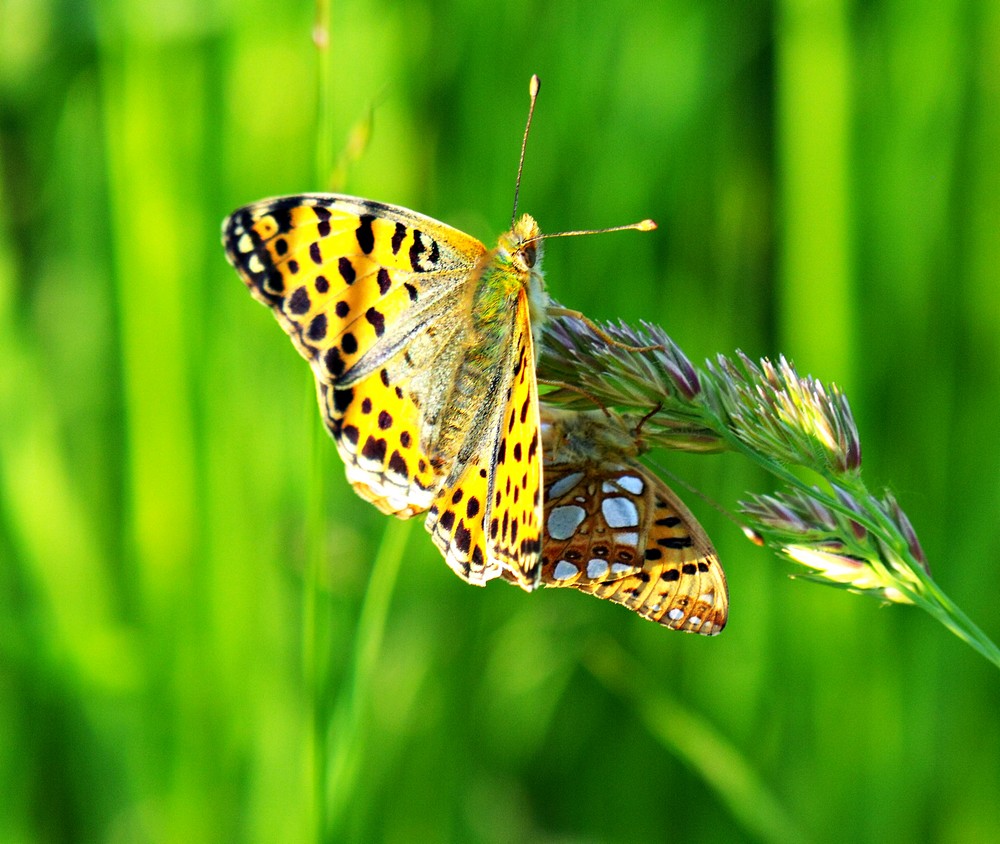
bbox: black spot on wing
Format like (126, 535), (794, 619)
(377, 268), (391, 296)
(315, 205), (332, 237)
(308, 313), (327, 341)
(388, 450), (408, 477)
(454, 523), (472, 554)
(362, 436), (387, 464)
(324, 348), (345, 378)
(660, 537), (694, 550)
(356, 215), (375, 254)
(408, 230), (425, 269)
(391, 222), (406, 254)
(366, 307), (386, 337)
(339, 257), (356, 284)
(332, 388), (353, 413)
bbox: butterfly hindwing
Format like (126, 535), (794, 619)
(528, 408), (728, 635)
(548, 460), (727, 634)
(540, 463), (646, 585)
(425, 289), (543, 589)
(425, 453), (500, 585)
(317, 372), (438, 518)
(483, 294), (543, 586)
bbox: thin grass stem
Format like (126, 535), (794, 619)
(325, 518), (411, 838)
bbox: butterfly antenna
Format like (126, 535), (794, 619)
(511, 75), (657, 239)
(538, 219), (658, 241)
(511, 74), (541, 228)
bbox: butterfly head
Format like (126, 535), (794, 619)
(503, 213), (544, 275)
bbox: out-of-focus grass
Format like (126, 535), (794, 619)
(1, 0), (998, 841)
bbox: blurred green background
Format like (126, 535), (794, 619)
(2, 0), (999, 841)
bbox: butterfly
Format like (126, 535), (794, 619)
(223, 192), (548, 589)
(221, 77), (655, 592)
(512, 407), (728, 634)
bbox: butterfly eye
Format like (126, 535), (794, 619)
(522, 244), (537, 268)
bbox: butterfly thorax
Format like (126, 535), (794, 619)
(542, 408), (641, 466)
(471, 213), (548, 353)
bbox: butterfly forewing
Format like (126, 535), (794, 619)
(223, 195), (485, 378)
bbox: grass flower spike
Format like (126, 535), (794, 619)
(538, 313), (1000, 669)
